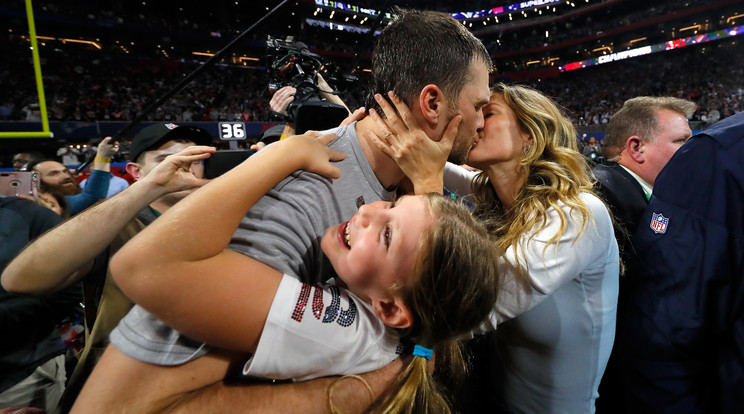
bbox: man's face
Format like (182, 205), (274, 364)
(12, 153), (32, 170)
(138, 140), (202, 203)
(639, 108), (692, 185)
(446, 59), (491, 165)
(34, 160), (82, 196)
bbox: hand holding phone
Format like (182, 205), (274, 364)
(0, 171), (40, 201)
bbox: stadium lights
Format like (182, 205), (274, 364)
(34, 36), (102, 49)
(727, 14), (744, 24)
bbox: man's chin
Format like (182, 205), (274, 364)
(448, 134), (476, 165)
(58, 183), (82, 196)
(447, 146), (469, 166)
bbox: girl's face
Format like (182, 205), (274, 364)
(467, 93), (532, 170)
(321, 195), (434, 304)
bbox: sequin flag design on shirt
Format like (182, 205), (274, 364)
(291, 283), (357, 327)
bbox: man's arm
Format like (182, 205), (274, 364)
(317, 73), (351, 115)
(65, 137), (119, 215)
(72, 342), (403, 414)
(168, 358), (403, 414)
(1, 146), (215, 296)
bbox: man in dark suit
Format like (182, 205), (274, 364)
(592, 96), (696, 414)
(621, 110), (744, 414)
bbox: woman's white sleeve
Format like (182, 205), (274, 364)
(443, 162), (478, 196)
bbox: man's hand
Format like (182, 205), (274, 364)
(249, 141), (266, 151)
(269, 86), (297, 116)
(142, 146), (215, 194)
(96, 136), (119, 160)
(22, 191), (63, 215)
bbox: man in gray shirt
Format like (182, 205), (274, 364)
(74, 9), (492, 413)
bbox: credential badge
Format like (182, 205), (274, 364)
(650, 212), (669, 234)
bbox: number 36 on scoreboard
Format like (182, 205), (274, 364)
(219, 122), (246, 140)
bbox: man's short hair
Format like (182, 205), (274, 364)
(367, 8), (492, 114)
(603, 96), (697, 160)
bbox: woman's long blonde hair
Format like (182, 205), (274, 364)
(471, 83), (596, 277)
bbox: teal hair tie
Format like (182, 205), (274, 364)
(412, 345), (433, 360)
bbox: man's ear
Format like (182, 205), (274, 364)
(418, 84), (445, 127)
(372, 297), (412, 329)
(626, 136), (645, 163)
(125, 162), (144, 181)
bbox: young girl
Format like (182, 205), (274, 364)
(98, 132), (500, 413)
(369, 84), (619, 413)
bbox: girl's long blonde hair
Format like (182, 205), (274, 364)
(366, 194), (501, 414)
(471, 83), (596, 280)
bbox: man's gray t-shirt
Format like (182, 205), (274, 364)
(110, 123), (396, 365)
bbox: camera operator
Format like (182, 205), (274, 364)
(252, 73), (356, 150)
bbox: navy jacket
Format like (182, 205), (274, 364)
(620, 112), (744, 413)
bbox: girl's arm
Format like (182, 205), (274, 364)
(110, 132), (345, 353)
(367, 92), (461, 195)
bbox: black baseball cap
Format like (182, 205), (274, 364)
(129, 123), (213, 161)
(260, 124), (285, 145)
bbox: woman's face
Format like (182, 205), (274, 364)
(321, 195), (434, 303)
(467, 93), (532, 170)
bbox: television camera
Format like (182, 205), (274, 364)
(265, 36), (356, 133)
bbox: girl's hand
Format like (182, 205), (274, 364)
(339, 107), (366, 126)
(367, 92), (460, 194)
(274, 131), (346, 179)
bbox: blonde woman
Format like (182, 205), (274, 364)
(369, 83), (619, 413)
